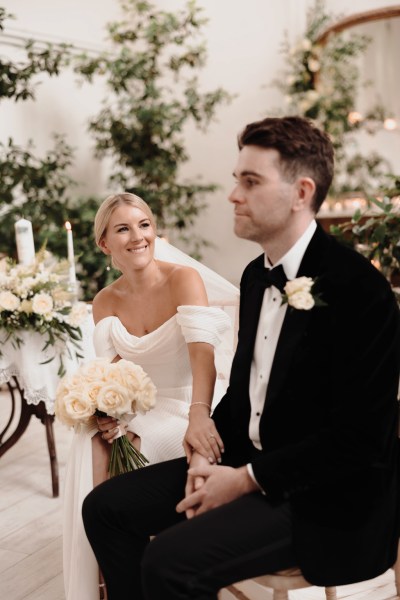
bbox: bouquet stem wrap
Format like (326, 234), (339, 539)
(96, 410), (149, 476)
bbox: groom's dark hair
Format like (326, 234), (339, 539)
(238, 116), (334, 213)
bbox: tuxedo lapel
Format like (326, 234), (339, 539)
(264, 225), (330, 409)
(237, 258), (267, 373)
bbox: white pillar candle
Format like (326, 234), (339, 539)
(15, 218), (35, 265)
(65, 221), (77, 287)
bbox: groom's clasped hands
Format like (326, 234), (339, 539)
(177, 451), (259, 519)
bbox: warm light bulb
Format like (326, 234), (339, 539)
(371, 259), (381, 270)
(347, 111), (363, 125)
(383, 118), (397, 130)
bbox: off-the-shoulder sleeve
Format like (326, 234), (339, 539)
(93, 317), (118, 359)
(176, 305), (231, 347)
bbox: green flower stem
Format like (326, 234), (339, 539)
(109, 434), (149, 478)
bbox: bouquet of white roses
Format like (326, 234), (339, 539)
(55, 357), (157, 476)
(0, 249), (88, 376)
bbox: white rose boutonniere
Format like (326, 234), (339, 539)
(282, 276), (326, 311)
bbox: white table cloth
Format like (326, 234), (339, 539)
(0, 311), (96, 414)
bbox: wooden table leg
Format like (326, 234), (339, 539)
(31, 398), (59, 498)
(43, 412), (59, 497)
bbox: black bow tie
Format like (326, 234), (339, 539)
(253, 263), (288, 293)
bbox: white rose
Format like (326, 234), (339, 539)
(65, 302), (88, 327)
(55, 385), (94, 427)
(96, 383), (133, 418)
(136, 378), (157, 413)
(116, 361), (156, 408)
(284, 276), (313, 296)
(54, 394), (76, 428)
(0, 290), (20, 311)
(79, 358), (111, 383)
(86, 381), (105, 406)
(111, 360), (146, 388)
(288, 291), (315, 310)
(64, 390), (95, 422)
(32, 292), (54, 315)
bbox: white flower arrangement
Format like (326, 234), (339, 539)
(0, 249), (88, 375)
(55, 358), (157, 475)
(282, 276), (326, 311)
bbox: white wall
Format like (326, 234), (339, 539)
(1, 0), (399, 285)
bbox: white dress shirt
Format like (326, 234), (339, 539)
(246, 220), (317, 487)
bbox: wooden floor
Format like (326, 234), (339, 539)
(0, 388), (398, 600)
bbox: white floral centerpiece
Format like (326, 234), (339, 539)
(55, 358), (157, 475)
(0, 249), (88, 376)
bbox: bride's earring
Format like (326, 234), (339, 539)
(106, 257), (112, 272)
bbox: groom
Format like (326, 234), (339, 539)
(83, 116), (400, 599)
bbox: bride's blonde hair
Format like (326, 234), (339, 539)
(94, 192), (157, 246)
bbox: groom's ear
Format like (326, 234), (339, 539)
(293, 177), (316, 212)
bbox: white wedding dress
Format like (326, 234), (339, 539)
(62, 304), (235, 600)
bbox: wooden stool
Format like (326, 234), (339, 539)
(225, 567), (337, 600)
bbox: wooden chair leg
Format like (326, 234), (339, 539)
(224, 585), (251, 600)
(394, 556), (400, 598)
(325, 587), (337, 599)
(273, 591), (289, 600)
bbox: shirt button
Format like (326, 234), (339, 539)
(264, 335), (267, 340)
(256, 412), (260, 416)
(260, 374), (263, 379)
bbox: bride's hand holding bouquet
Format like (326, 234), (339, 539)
(55, 357), (156, 476)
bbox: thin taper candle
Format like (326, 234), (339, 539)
(65, 221), (77, 287)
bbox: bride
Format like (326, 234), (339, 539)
(62, 192), (239, 600)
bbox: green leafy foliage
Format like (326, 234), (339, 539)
(0, 137), (111, 300)
(0, 8), (70, 101)
(274, 0), (391, 196)
(0, 135), (75, 259)
(331, 175), (400, 295)
(73, 0), (232, 234)
(0, 1), (231, 299)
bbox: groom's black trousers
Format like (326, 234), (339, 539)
(82, 457), (296, 600)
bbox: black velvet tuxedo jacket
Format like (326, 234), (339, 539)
(212, 224), (400, 586)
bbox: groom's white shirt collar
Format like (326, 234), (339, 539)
(264, 219), (317, 280)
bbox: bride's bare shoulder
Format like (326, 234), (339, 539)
(158, 262), (207, 305)
(157, 260), (198, 279)
(92, 281), (120, 323)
